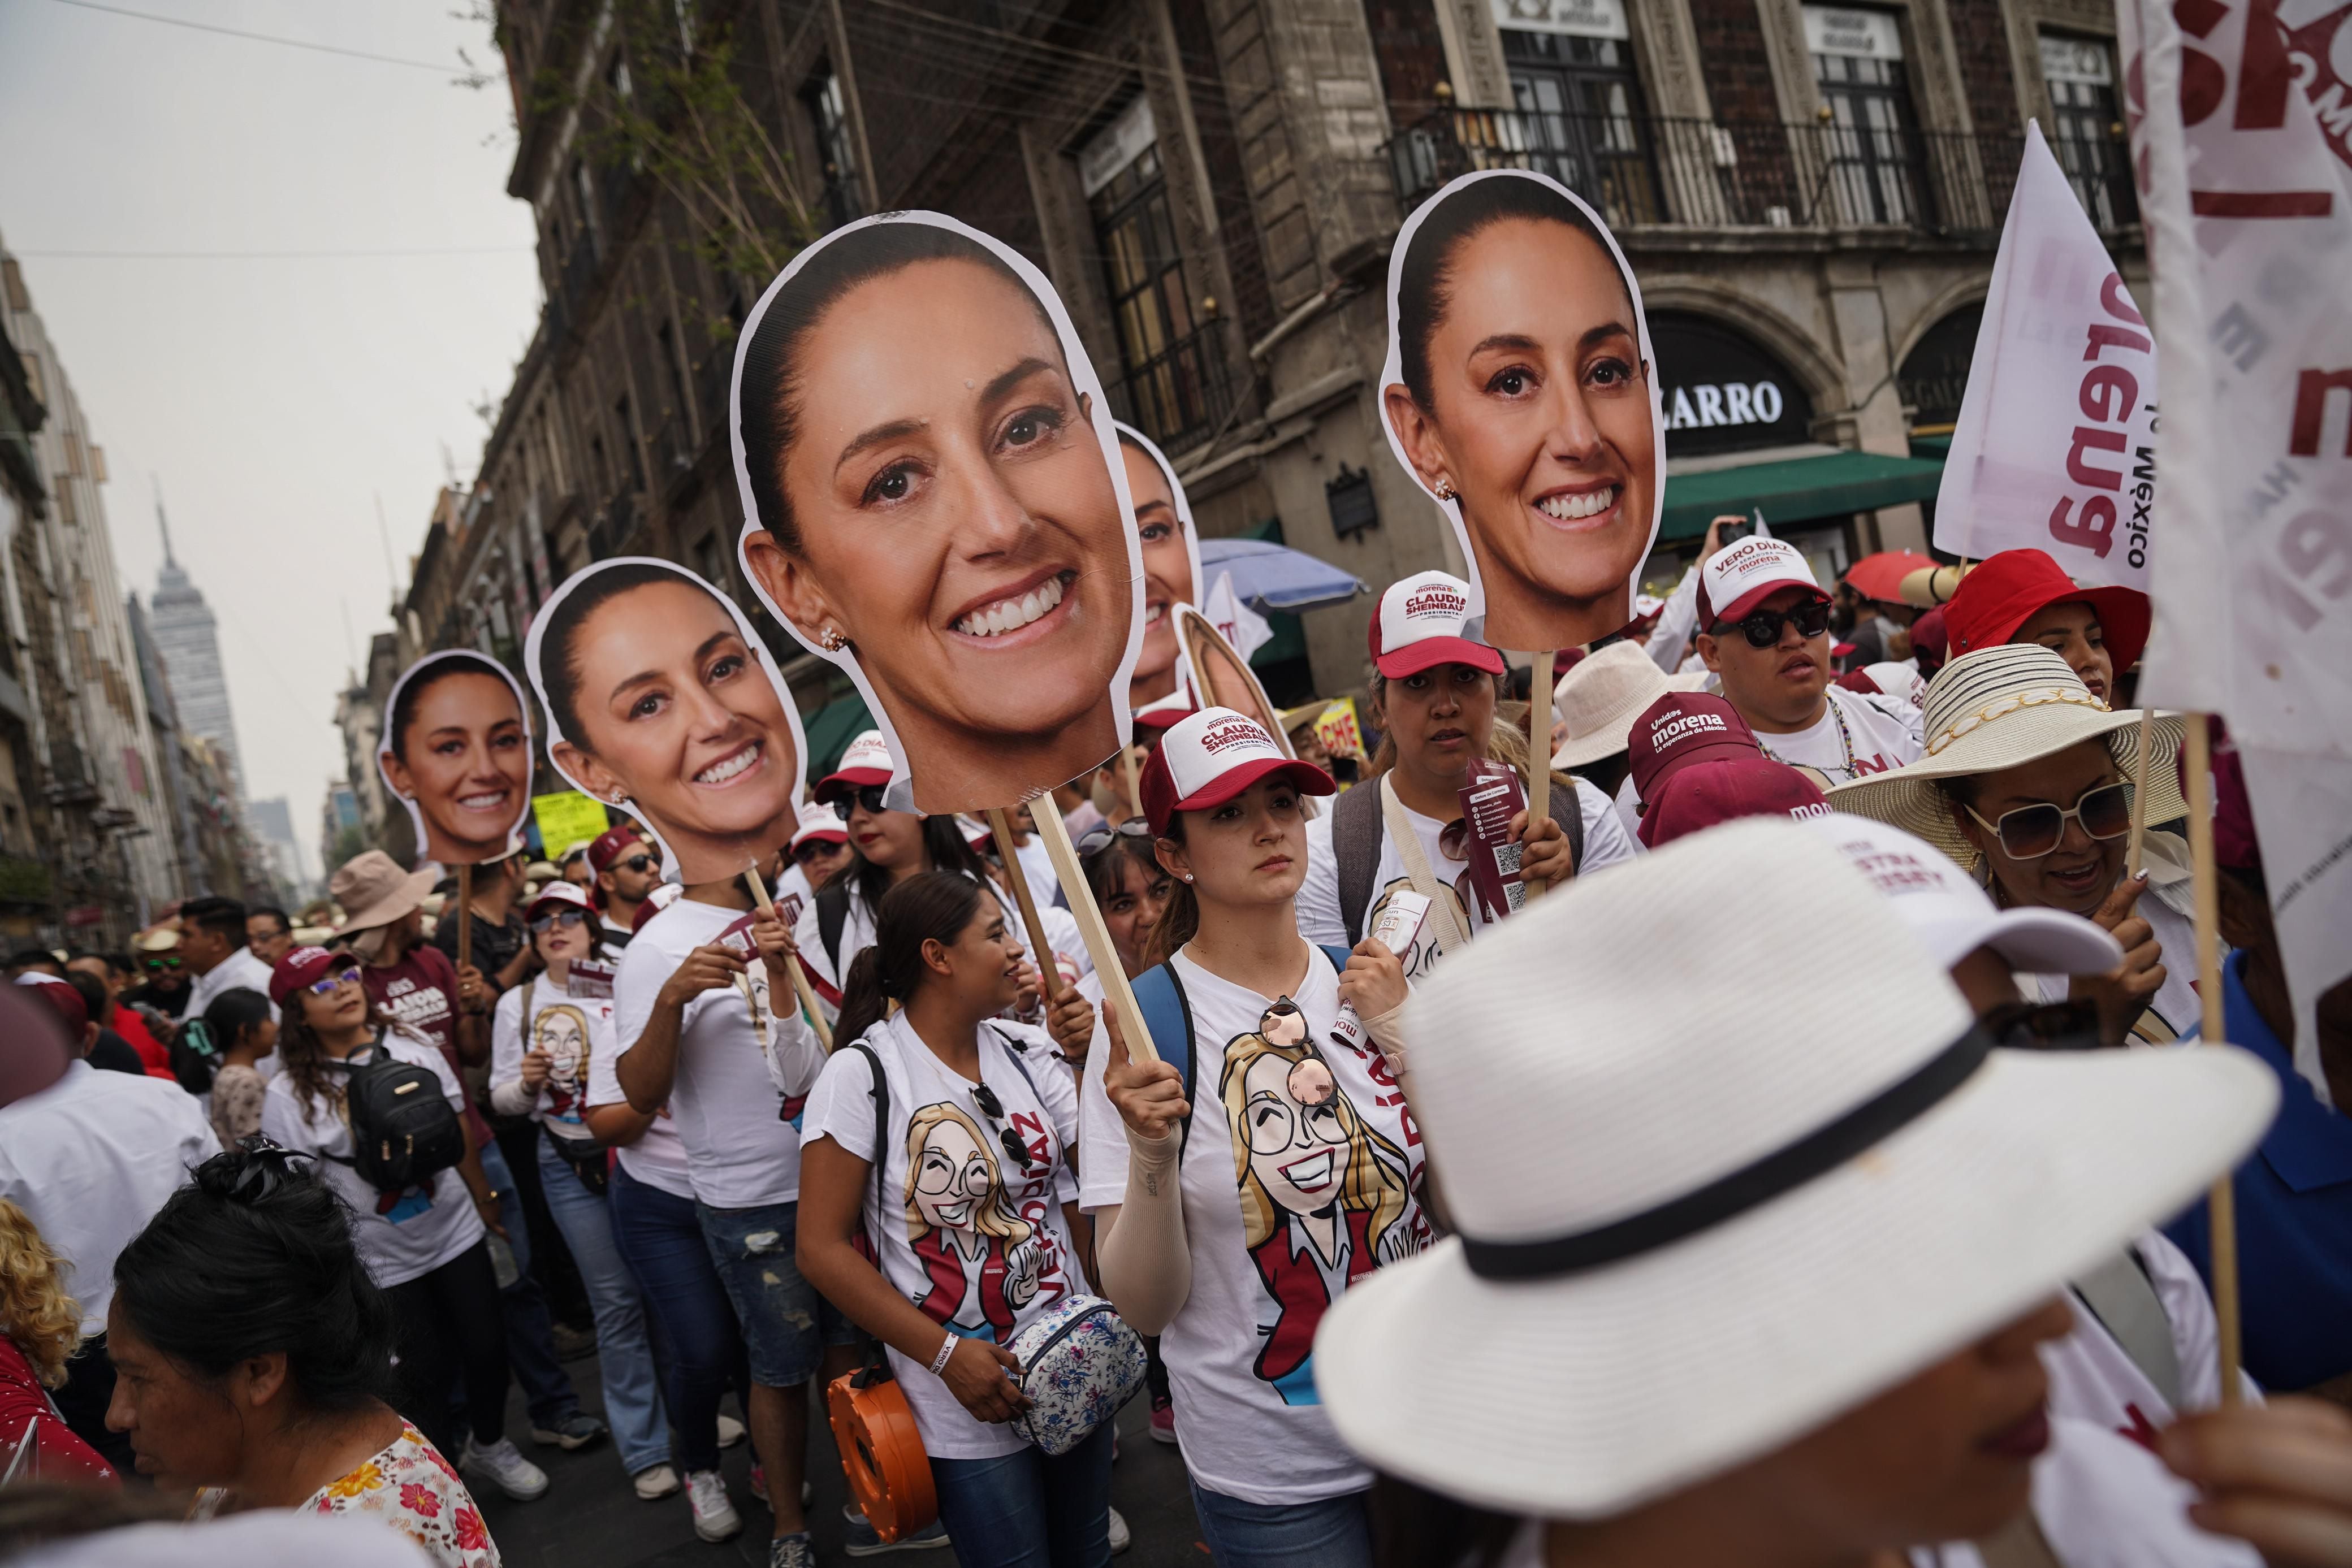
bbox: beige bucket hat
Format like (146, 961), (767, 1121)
(1551, 641), (1711, 769)
(1826, 644), (2186, 870)
(330, 850), (440, 935)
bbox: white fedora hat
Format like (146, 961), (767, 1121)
(1313, 817), (2274, 1519)
(1550, 642), (1710, 769)
(1827, 645), (2185, 870)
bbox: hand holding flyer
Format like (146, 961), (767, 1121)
(1456, 759), (1532, 925)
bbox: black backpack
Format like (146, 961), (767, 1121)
(326, 1039), (467, 1194)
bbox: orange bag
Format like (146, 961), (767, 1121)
(827, 1356), (936, 1543)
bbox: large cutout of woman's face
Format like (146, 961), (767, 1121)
(1381, 170), (1663, 655)
(1114, 422), (1203, 709)
(378, 651), (534, 870)
(526, 557), (808, 887)
(734, 213), (1143, 816)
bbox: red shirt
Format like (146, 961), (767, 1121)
(361, 943), (490, 1147)
(110, 1006), (175, 1080)
(0, 1337), (115, 1485)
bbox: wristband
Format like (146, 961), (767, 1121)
(928, 1336), (958, 1378)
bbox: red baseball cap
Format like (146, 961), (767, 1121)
(269, 945), (346, 1007)
(1627, 692), (1761, 813)
(1641, 756), (1831, 849)
(528, 880), (595, 922)
(1368, 571), (1505, 680)
(789, 799), (849, 852)
(1697, 538), (1828, 627)
(1941, 549), (2151, 674)
(1138, 707), (1335, 836)
(812, 730), (894, 805)
(16, 973), (87, 1038)
(587, 826), (650, 875)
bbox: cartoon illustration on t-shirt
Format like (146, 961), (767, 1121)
(903, 1102), (1047, 1342)
(533, 1002), (590, 1129)
(1219, 999), (1419, 1405)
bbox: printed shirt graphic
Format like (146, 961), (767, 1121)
(1076, 948), (1430, 1505)
(1752, 687), (1924, 785)
(197, 1423), (500, 1567)
(802, 1014), (1080, 1460)
(490, 984), (612, 1137)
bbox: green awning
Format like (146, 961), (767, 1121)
(1659, 449), (1947, 542)
(801, 691), (875, 778)
(1908, 434), (1952, 460)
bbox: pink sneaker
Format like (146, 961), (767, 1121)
(750, 1463), (766, 1504)
(1149, 1396), (1177, 1445)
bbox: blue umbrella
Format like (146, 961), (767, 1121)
(1196, 538), (1365, 614)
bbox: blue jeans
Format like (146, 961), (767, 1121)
(536, 1133), (671, 1474)
(696, 1197), (856, 1388)
(477, 1138), (580, 1428)
(1187, 1481), (1372, 1568)
(609, 1162), (747, 1474)
(929, 1421), (1114, 1568)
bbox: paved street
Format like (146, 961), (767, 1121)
(474, 1357), (1204, 1567)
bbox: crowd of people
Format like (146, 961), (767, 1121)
(3, 530), (2351, 1568)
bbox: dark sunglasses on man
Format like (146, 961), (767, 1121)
(1717, 598), (1834, 649)
(529, 907), (592, 935)
(144, 955), (182, 974)
(1964, 780), (2135, 861)
(829, 785), (890, 821)
(610, 854), (656, 877)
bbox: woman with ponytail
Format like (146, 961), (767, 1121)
(106, 1144), (500, 1566)
(797, 872), (1108, 1568)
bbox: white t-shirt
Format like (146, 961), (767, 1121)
(1076, 945), (1433, 1505)
(1609, 772), (1644, 848)
(2025, 885), (2203, 1043)
(1750, 686), (1924, 785)
(2046, 1230), (2258, 1450)
(184, 946), (279, 1024)
(1294, 778), (1636, 982)
(489, 980), (612, 1141)
(585, 1019), (696, 1200)
(802, 1013), (1082, 1460)
(259, 1033), (485, 1289)
(795, 874), (1091, 1002)
(612, 897), (826, 1210)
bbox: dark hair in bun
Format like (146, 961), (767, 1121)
(112, 1146), (396, 1411)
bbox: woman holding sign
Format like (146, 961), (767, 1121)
(1380, 171), (1663, 655)
(734, 214), (1143, 817)
(378, 651), (534, 869)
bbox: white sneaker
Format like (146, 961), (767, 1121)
(1108, 1505), (1131, 1555)
(633, 1463), (681, 1500)
(687, 1470), (742, 1541)
(460, 1436), (549, 1502)
(716, 1413), (746, 1449)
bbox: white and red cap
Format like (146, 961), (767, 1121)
(1139, 707), (1335, 835)
(526, 880), (595, 921)
(812, 730), (894, 805)
(1697, 538), (1828, 628)
(1807, 814), (2124, 974)
(789, 799), (849, 851)
(1368, 571), (1506, 680)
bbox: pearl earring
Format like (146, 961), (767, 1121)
(820, 627), (846, 651)
(1183, 873), (1194, 883)
(1434, 478), (1456, 501)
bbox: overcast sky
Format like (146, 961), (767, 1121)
(0, 0), (540, 883)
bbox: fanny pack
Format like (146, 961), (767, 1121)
(1004, 1293), (1146, 1457)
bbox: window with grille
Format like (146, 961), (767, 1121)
(804, 68), (864, 230)
(1498, 28), (1662, 226)
(1804, 6), (1930, 227)
(2039, 34), (2137, 230)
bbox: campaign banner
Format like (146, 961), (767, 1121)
(1932, 121), (2158, 592)
(531, 790), (611, 863)
(377, 650), (533, 870)
(2119, 0), (2352, 1067)
(1113, 421), (1205, 713)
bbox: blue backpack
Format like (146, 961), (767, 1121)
(1126, 945), (1352, 1153)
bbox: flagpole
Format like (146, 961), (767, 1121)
(2184, 712), (2243, 1405)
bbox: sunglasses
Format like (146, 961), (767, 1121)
(307, 965), (363, 997)
(1076, 819), (1152, 858)
(612, 854), (655, 876)
(144, 956), (181, 973)
(1718, 599), (1834, 648)
(1965, 780), (2134, 861)
(792, 839), (844, 865)
(970, 1080), (1039, 1172)
(530, 907), (591, 934)
(1982, 997), (2103, 1051)
(830, 785), (889, 821)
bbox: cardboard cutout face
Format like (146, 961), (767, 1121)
(525, 557), (809, 887)
(732, 212), (1144, 815)
(378, 651), (534, 869)
(1380, 170), (1664, 655)
(1113, 422), (1204, 712)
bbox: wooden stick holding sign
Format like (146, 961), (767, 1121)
(1521, 652), (1554, 902)
(987, 807), (1069, 1006)
(2183, 713), (2243, 1405)
(1029, 803), (1157, 1067)
(2125, 713), (2157, 880)
(455, 863), (473, 991)
(742, 863), (833, 1054)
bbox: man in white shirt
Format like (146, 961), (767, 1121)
(0, 973), (217, 1471)
(1693, 538), (1923, 785)
(176, 894), (279, 1023)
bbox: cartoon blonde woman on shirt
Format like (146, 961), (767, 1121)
(1218, 1011), (1417, 1405)
(533, 1003), (590, 1128)
(903, 1102), (1045, 1342)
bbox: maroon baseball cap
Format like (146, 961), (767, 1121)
(1640, 756), (1831, 849)
(269, 945), (348, 1007)
(587, 826), (650, 874)
(1627, 692), (1761, 811)
(16, 973), (87, 1039)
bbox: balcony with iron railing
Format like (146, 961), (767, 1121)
(1384, 107), (2137, 241)
(1102, 322), (1236, 458)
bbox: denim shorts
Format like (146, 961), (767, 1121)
(695, 1198), (858, 1388)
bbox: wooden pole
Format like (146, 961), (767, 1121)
(1523, 652), (1554, 902)
(455, 863), (473, 985)
(2125, 712), (2157, 880)
(742, 863), (833, 1052)
(2185, 712), (2243, 1405)
(988, 807), (1067, 1004)
(1030, 804), (1157, 1065)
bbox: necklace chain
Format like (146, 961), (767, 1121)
(1757, 695), (1858, 778)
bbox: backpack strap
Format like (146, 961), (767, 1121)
(845, 1040), (890, 1169)
(816, 881), (852, 982)
(1127, 962), (1197, 1149)
(314, 1037), (384, 1169)
(1331, 775), (1385, 946)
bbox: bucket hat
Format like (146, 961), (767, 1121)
(1942, 549), (2151, 673)
(1313, 818), (2276, 1519)
(1550, 642), (1710, 769)
(330, 850), (440, 935)
(1827, 645), (2185, 869)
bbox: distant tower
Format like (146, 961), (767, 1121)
(146, 483), (245, 800)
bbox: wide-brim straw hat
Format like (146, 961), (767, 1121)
(1551, 642), (1711, 769)
(1315, 818), (2274, 1519)
(1826, 644), (2185, 869)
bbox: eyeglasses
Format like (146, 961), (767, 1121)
(1076, 819), (1152, 859)
(792, 839), (843, 865)
(1982, 997), (2103, 1051)
(1965, 780), (2134, 861)
(530, 907), (591, 934)
(306, 965), (363, 997)
(970, 1080), (1038, 1171)
(612, 854), (655, 876)
(1718, 599), (1834, 649)
(830, 785), (889, 821)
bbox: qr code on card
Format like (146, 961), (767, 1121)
(1494, 842), (1523, 876)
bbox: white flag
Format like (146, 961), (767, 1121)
(1203, 570), (1274, 665)
(2118, 0), (2352, 1069)
(1933, 122), (2157, 591)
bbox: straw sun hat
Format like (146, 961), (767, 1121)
(1826, 644), (2185, 870)
(1313, 818), (2273, 1519)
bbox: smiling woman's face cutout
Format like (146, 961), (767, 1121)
(736, 216), (1142, 817)
(379, 652), (533, 869)
(1382, 172), (1663, 655)
(1117, 426), (1199, 708)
